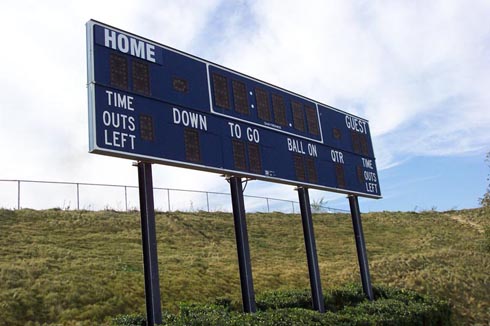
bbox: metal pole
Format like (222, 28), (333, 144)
(206, 192), (210, 212)
(17, 180), (20, 210)
(266, 198), (270, 213)
(124, 186), (128, 212)
(76, 183), (80, 210)
(137, 162), (163, 325)
(348, 195), (374, 301)
(292, 201), (295, 214)
(167, 189), (171, 212)
(297, 187), (325, 313)
(229, 176), (257, 313)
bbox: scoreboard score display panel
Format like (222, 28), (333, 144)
(86, 20), (381, 198)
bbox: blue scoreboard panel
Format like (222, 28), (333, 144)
(86, 20), (381, 198)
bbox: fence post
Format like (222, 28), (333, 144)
(124, 186), (128, 212)
(76, 183), (80, 210)
(292, 201), (295, 214)
(167, 189), (171, 212)
(17, 180), (21, 210)
(206, 192), (210, 212)
(266, 198), (270, 213)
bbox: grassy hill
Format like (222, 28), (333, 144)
(0, 208), (488, 325)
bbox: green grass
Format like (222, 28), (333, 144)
(0, 208), (489, 325)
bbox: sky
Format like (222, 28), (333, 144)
(0, 0), (489, 212)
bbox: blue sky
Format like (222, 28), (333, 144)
(0, 0), (489, 212)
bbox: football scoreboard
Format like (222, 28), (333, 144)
(86, 20), (381, 198)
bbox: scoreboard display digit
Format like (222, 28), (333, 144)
(86, 20), (381, 198)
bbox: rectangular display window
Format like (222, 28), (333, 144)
(360, 134), (369, 156)
(232, 140), (247, 171)
(139, 114), (154, 141)
(132, 60), (150, 95)
(336, 164), (346, 188)
(212, 73), (230, 109)
(271, 94), (287, 126)
(232, 80), (249, 115)
(110, 53), (128, 90)
(306, 158), (318, 183)
(351, 132), (361, 154)
(292, 101), (305, 132)
(255, 88), (271, 121)
(173, 77), (189, 93)
(293, 154), (306, 181)
(305, 105), (319, 135)
(184, 128), (201, 163)
(248, 143), (262, 174)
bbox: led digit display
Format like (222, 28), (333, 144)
(357, 165), (364, 184)
(255, 88), (271, 121)
(271, 94), (287, 126)
(336, 164), (346, 188)
(132, 60), (150, 95)
(109, 53), (128, 90)
(305, 105), (319, 135)
(292, 101), (305, 132)
(212, 73), (230, 109)
(360, 134), (369, 156)
(232, 140), (247, 171)
(184, 128), (201, 162)
(232, 80), (249, 115)
(333, 128), (342, 140)
(351, 131), (361, 154)
(248, 143), (262, 174)
(306, 158), (318, 183)
(139, 114), (154, 141)
(173, 77), (189, 93)
(293, 154), (306, 181)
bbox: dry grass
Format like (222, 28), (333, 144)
(0, 208), (488, 325)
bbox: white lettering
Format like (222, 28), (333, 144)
(103, 111), (111, 126)
(128, 116), (136, 131)
(345, 115), (368, 134)
(366, 183), (378, 193)
(246, 127), (260, 143)
(229, 122), (242, 139)
(130, 38), (145, 59)
(105, 90), (134, 110)
(104, 130), (135, 150)
(102, 111), (135, 130)
(331, 150), (344, 163)
(199, 115), (207, 131)
(307, 144), (318, 157)
(363, 171), (377, 182)
(287, 138), (306, 154)
(173, 107), (208, 131)
(117, 34), (129, 53)
(146, 43), (156, 63)
(362, 158), (373, 169)
(104, 29), (117, 49)
(104, 28), (157, 63)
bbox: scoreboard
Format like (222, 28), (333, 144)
(86, 20), (381, 198)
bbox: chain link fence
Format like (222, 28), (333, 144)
(0, 179), (348, 214)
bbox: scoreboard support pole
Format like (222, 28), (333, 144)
(348, 195), (374, 301)
(229, 176), (257, 313)
(297, 187), (325, 313)
(137, 162), (163, 325)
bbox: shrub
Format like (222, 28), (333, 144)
(113, 284), (451, 326)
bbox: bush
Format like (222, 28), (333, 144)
(112, 313), (146, 326)
(113, 284), (451, 326)
(256, 288), (313, 310)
